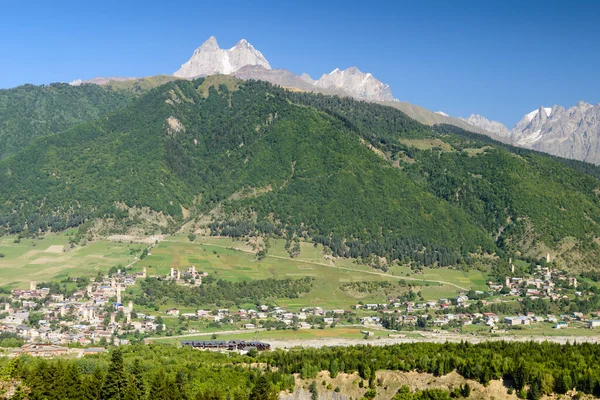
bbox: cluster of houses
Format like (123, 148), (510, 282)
(166, 266), (207, 285)
(1, 269), (166, 346)
(168, 305), (347, 330)
(181, 339), (270, 353)
(488, 263), (580, 300)
(10, 344), (106, 358)
(3, 256), (600, 351)
(352, 263), (600, 331)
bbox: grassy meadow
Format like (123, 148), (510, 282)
(0, 231), (141, 288)
(132, 235), (486, 310)
(0, 231), (488, 309)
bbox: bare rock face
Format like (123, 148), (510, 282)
(232, 65), (317, 92)
(173, 37), (395, 102)
(174, 36), (271, 78)
(300, 73), (316, 85)
(461, 103), (600, 165)
(314, 67), (394, 102)
(511, 102), (600, 164)
(460, 114), (512, 139)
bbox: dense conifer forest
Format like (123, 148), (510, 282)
(2, 341), (600, 399)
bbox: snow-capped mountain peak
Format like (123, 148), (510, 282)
(525, 107), (552, 122)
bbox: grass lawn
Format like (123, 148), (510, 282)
(0, 232), (140, 288)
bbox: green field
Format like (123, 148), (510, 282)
(0, 232), (488, 308)
(132, 236), (486, 310)
(154, 327), (393, 344)
(0, 232), (141, 288)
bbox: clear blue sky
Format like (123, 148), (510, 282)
(1, 0), (599, 126)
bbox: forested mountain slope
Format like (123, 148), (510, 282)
(1, 76), (600, 267)
(0, 83), (135, 159)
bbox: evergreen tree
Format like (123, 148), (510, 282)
(149, 369), (178, 400)
(101, 348), (127, 400)
(369, 365), (376, 389)
(130, 359), (145, 399)
(527, 377), (542, 400)
(81, 368), (104, 400)
(250, 375), (275, 400)
(329, 359), (339, 379)
(175, 369), (188, 400)
(63, 362), (83, 400)
(150, 369), (167, 399)
(123, 375), (140, 400)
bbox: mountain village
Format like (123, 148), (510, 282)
(2, 256), (599, 358)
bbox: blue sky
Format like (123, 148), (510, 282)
(1, 0), (599, 126)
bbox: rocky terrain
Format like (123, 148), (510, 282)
(462, 102), (600, 164)
(312, 66), (394, 101)
(173, 36), (271, 77)
(173, 36), (395, 102)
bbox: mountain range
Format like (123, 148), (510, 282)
(461, 102), (600, 165)
(68, 36), (600, 166)
(3, 37), (600, 268)
(2, 75), (600, 269)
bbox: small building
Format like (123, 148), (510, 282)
(165, 308), (180, 316)
(14, 344), (69, 357)
(588, 320), (600, 329)
(504, 316), (531, 326)
(83, 347), (106, 355)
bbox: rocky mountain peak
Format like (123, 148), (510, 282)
(459, 114), (511, 137)
(463, 101), (600, 165)
(313, 66), (394, 102)
(174, 36), (271, 78)
(234, 39), (251, 48)
(173, 37), (395, 102)
(196, 36), (219, 53)
(299, 73), (315, 85)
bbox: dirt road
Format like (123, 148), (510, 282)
(267, 334), (600, 349)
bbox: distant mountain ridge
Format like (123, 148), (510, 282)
(173, 37), (395, 102)
(63, 36), (600, 166)
(461, 102), (600, 164)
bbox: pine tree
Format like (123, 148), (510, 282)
(308, 380), (318, 400)
(369, 365), (376, 389)
(124, 375), (140, 400)
(101, 348), (127, 400)
(150, 369), (178, 400)
(175, 369), (188, 400)
(63, 362), (83, 400)
(527, 377), (542, 400)
(250, 375), (275, 400)
(130, 359), (145, 399)
(81, 368), (104, 400)
(329, 359), (339, 378)
(150, 369), (168, 399)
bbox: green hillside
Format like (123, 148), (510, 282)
(1, 76), (600, 268)
(0, 83), (135, 159)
